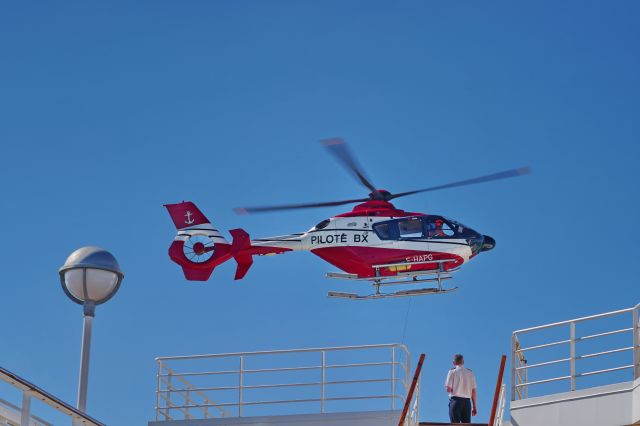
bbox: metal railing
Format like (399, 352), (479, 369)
(398, 353), (424, 426)
(406, 379), (420, 426)
(493, 384), (507, 426)
(0, 366), (104, 426)
(0, 398), (52, 426)
(489, 355), (506, 426)
(155, 343), (411, 421)
(511, 303), (640, 401)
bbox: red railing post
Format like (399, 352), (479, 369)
(398, 353), (425, 426)
(489, 355), (507, 426)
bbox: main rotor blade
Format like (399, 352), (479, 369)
(389, 166), (532, 200)
(234, 197), (370, 214)
(321, 138), (377, 193)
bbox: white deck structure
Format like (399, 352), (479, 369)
(509, 303), (640, 426)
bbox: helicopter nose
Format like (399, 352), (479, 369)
(481, 235), (496, 252)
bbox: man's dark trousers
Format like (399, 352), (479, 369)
(449, 396), (471, 423)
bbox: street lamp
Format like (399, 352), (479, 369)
(59, 246), (124, 413)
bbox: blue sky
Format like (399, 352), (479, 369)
(1, 1), (639, 424)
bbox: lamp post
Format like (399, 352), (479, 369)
(59, 247), (124, 413)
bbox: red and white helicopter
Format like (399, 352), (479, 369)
(165, 139), (530, 299)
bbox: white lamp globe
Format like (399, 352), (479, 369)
(59, 247), (124, 305)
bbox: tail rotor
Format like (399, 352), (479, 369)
(164, 202), (232, 281)
(183, 235), (216, 263)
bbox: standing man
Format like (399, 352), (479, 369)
(445, 354), (477, 423)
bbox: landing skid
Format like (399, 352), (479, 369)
(328, 286), (458, 300)
(326, 259), (459, 300)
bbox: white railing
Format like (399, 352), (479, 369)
(405, 379), (420, 426)
(398, 352), (425, 426)
(493, 383), (506, 426)
(401, 367), (421, 426)
(155, 343), (411, 421)
(0, 398), (52, 426)
(511, 303), (640, 401)
(0, 366), (104, 426)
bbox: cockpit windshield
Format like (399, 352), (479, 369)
(443, 217), (467, 234)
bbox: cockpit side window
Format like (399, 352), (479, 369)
(373, 222), (393, 240)
(398, 217), (424, 239)
(315, 219), (331, 230)
(425, 217), (455, 238)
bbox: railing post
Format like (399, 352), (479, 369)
(634, 306), (639, 379)
(570, 322), (576, 391)
(165, 369), (172, 420)
(185, 388), (191, 419)
(321, 351), (326, 414)
(497, 383), (507, 426)
(20, 390), (31, 426)
(510, 334), (516, 401)
(416, 377), (420, 424)
(524, 362), (528, 399)
(489, 355), (507, 426)
(391, 347), (395, 410)
(238, 356), (244, 417)
(155, 361), (162, 421)
(406, 353), (411, 397)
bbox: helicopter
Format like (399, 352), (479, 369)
(165, 138), (530, 299)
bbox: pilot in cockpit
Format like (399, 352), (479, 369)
(434, 219), (447, 237)
(428, 218), (447, 238)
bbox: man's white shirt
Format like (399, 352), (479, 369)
(445, 365), (476, 398)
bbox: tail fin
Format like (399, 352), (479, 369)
(165, 201), (212, 230)
(230, 229), (253, 280)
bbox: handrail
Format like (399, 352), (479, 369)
(398, 353), (425, 426)
(0, 366), (105, 426)
(513, 305), (638, 334)
(511, 303), (640, 401)
(489, 355), (507, 426)
(156, 343), (409, 361)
